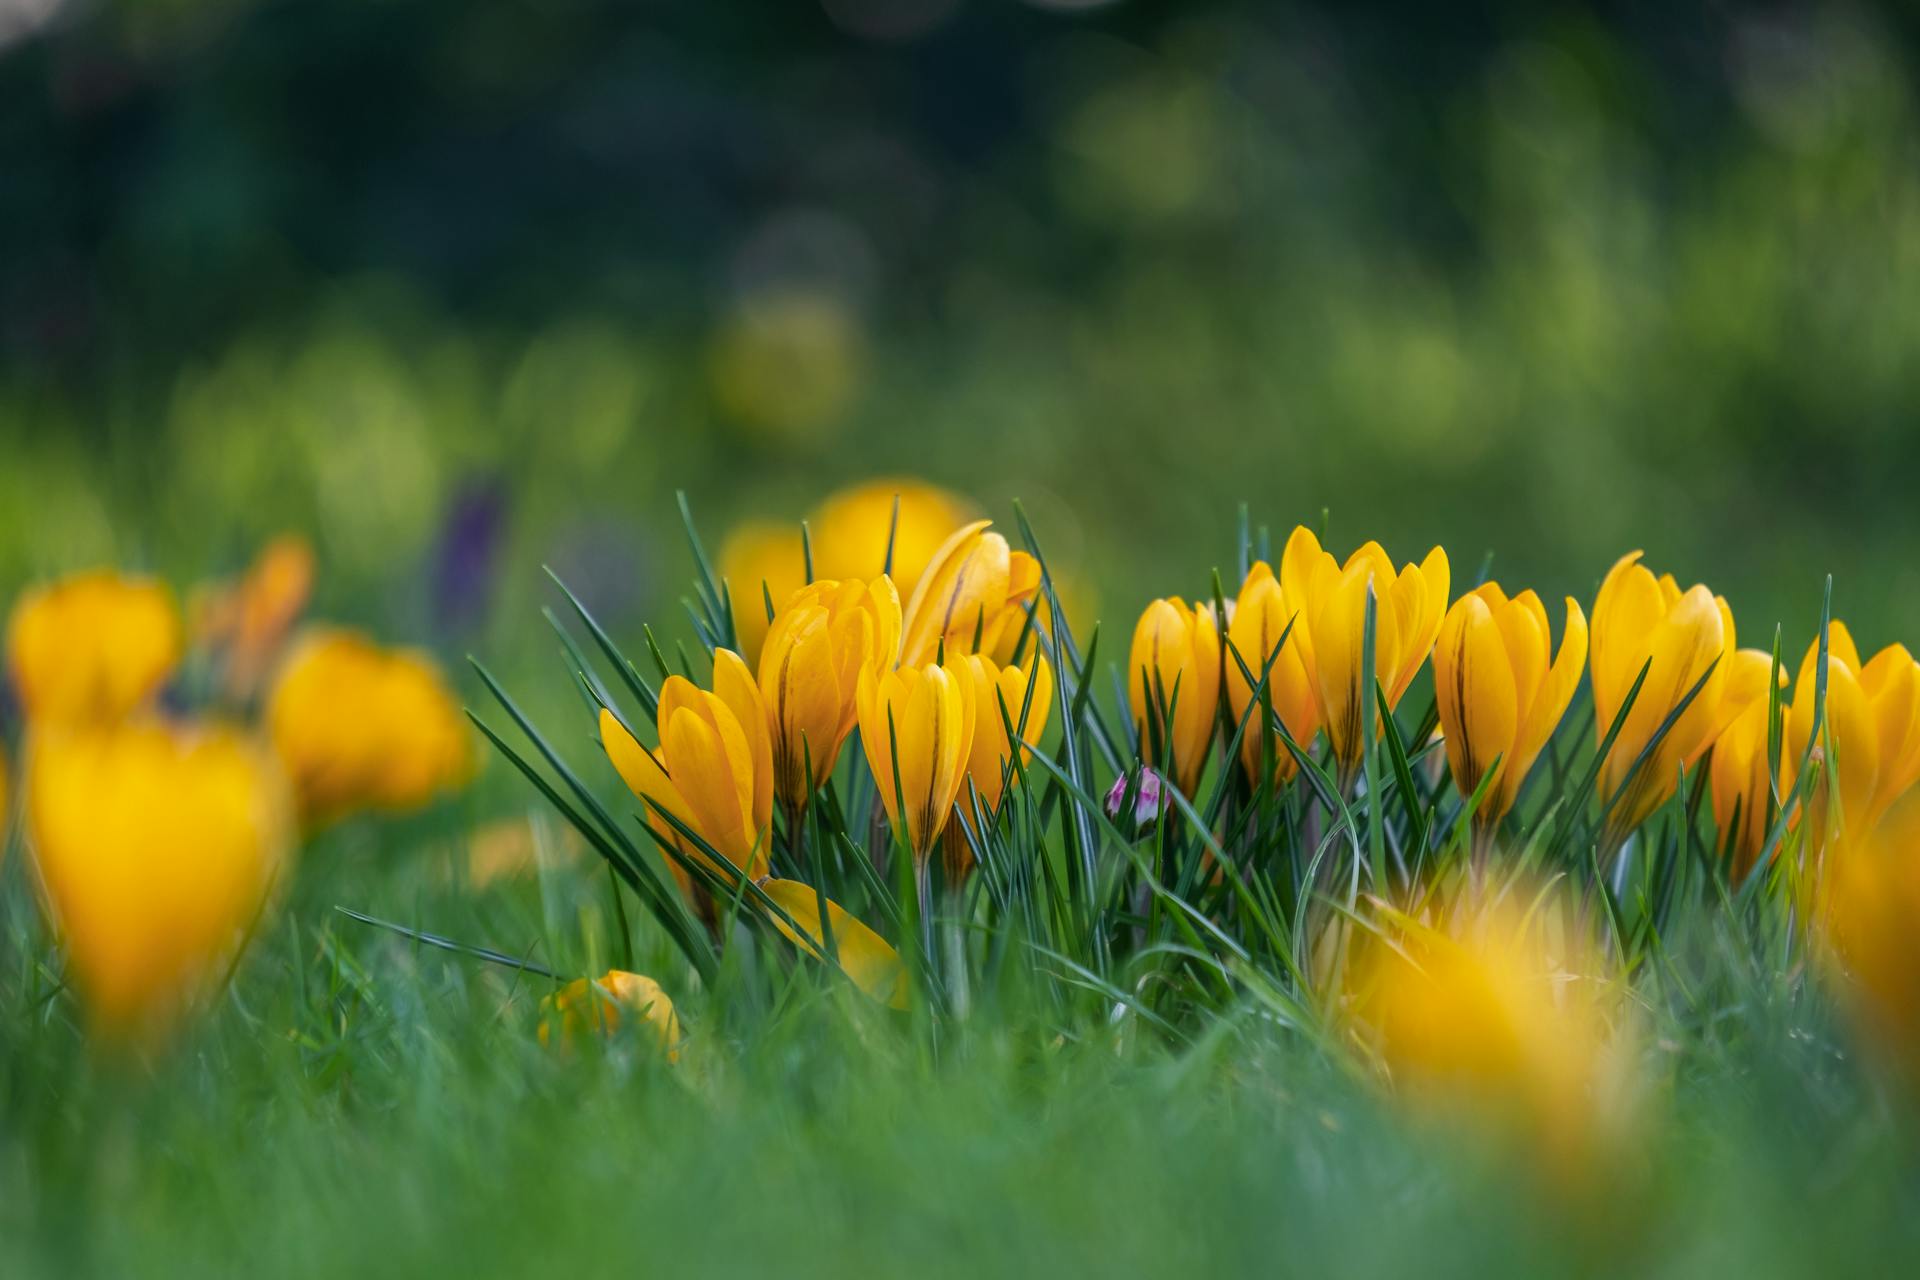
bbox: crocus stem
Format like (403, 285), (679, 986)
(914, 855), (936, 989)
(942, 905), (970, 1020)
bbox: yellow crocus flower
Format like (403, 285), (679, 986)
(1279, 527), (1450, 778)
(26, 718), (290, 1037)
(538, 970), (681, 1059)
(1588, 552), (1770, 839)
(856, 659), (976, 865)
(1127, 597), (1222, 796)
(1223, 562), (1318, 785)
(1432, 584), (1588, 826)
(1785, 623), (1920, 835)
(1709, 696), (1777, 881)
(600, 649), (772, 895)
(720, 479), (976, 661)
(7, 570), (182, 725)
(898, 520), (1042, 668)
(946, 652), (1053, 880)
(1355, 894), (1636, 1187)
(758, 576), (901, 807)
(266, 627), (473, 824)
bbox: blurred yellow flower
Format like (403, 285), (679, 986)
(948, 652), (1052, 879)
(1127, 597), (1221, 795)
(899, 521), (1042, 668)
(600, 649), (773, 897)
(1354, 895), (1636, 1182)
(720, 479), (977, 661)
(1433, 584), (1588, 826)
(1822, 802), (1920, 1086)
(193, 534), (315, 697)
(1280, 527), (1449, 778)
(1589, 552), (1770, 839)
(856, 658), (976, 865)
(1223, 562), (1318, 785)
(538, 970), (681, 1059)
(759, 877), (909, 1009)
(7, 570), (183, 725)
(26, 718), (290, 1037)
(758, 577), (900, 809)
(266, 627), (473, 824)
(708, 290), (865, 444)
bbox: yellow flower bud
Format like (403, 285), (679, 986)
(899, 521), (1041, 668)
(7, 570), (182, 725)
(1433, 584), (1587, 826)
(945, 652), (1053, 881)
(1280, 527), (1450, 778)
(1127, 597), (1222, 796)
(1709, 697), (1776, 881)
(1589, 552), (1767, 837)
(266, 627), (473, 824)
(719, 479), (975, 661)
(1223, 562), (1319, 785)
(856, 659), (976, 864)
(600, 648), (772, 895)
(538, 970), (681, 1059)
(26, 718), (290, 1037)
(758, 576), (900, 807)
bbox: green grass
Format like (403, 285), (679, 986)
(1, 746), (1917, 1279)
(2, 828), (1917, 1280)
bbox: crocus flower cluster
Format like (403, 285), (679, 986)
(1128, 532), (1920, 880)
(598, 516), (1053, 989)
(1, 539), (472, 1038)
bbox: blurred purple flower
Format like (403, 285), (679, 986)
(432, 480), (507, 633)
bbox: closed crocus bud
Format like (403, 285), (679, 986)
(266, 628), (473, 824)
(899, 521), (1016, 667)
(1710, 696), (1779, 882)
(600, 649), (773, 890)
(758, 577), (901, 808)
(957, 652), (1053, 814)
(1127, 598), (1222, 796)
(7, 570), (182, 725)
(27, 718), (290, 1038)
(538, 970), (681, 1059)
(1777, 623), (1920, 847)
(721, 480), (975, 663)
(1433, 585), (1588, 827)
(1858, 642), (1920, 827)
(945, 653), (1053, 881)
(1223, 563), (1318, 785)
(1280, 527), (1450, 779)
(1589, 552), (1767, 840)
(856, 659), (976, 865)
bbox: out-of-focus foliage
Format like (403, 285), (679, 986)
(4, 1), (1919, 648)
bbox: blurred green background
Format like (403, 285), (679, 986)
(4, 0), (1919, 654)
